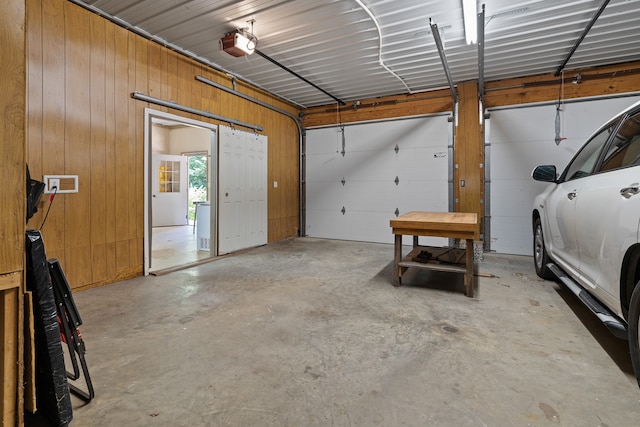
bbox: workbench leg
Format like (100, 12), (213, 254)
(413, 235), (419, 248)
(394, 234), (402, 287)
(465, 238), (474, 297)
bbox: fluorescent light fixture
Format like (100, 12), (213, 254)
(462, 0), (477, 44)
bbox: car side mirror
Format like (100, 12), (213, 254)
(532, 165), (557, 182)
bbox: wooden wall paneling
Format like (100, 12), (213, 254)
(0, 0), (25, 276)
(1, 287), (18, 426)
(26, 0), (43, 233)
(159, 46), (170, 110)
(166, 50), (179, 108)
(104, 22), (117, 278)
(134, 36), (148, 253)
(201, 68), (219, 114)
(176, 56), (193, 119)
(148, 42), (162, 99)
(125, 32), (137, 269)
(190, 63), (201, 108)
(0, 4), (25, 418)
(114, 25), (131, 272)
(39, 0), (66, 259)
(25, 1), (302, 289)
(90, 12), (108, 283)
(64, 3), (93, 287)
(268, 115), (300, 241)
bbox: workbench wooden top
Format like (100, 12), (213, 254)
(390, 211), (479, 240)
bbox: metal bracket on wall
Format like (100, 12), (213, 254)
(394, 144), (399, 154)
(394, 176), (400, 186)
(341, 206), (346, 215)
(341, 177), (346, 186)
(394, 208), (400, 217)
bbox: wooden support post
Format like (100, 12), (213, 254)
(455, 81), (484, 242)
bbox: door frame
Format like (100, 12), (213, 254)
(143, 108), (218, 275)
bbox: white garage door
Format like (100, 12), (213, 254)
(488, 95), (640, 255)
(306, 115), (452, 245)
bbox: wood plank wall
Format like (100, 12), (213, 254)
(25, 0), (301, 290)
(1, 0), (26, 424)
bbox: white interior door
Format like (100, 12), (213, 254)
(245, 132), (268, 248)
(306, 115), (451, 245)
(218, 126), (268, 254)
(152, 153), (188, 226)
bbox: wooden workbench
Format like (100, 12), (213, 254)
(390, 211), (480, 297)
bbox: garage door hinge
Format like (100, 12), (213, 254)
(341, 206), (346, 215)
(394, 176), (399, 185)
(394, 144), (399, 154)
(341, 177), (346, 186)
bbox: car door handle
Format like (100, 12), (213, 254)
(620, 183), (640, 199)
(567, 192), (577, 200)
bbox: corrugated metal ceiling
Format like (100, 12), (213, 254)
(72, 0), (640, 107)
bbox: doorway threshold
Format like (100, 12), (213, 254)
(149, 256), (219, 276)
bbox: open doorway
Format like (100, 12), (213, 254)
(144, 109), (218, 275)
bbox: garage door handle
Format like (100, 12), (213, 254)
(620, 184), (640, 199)
(567, 192), (577, 200)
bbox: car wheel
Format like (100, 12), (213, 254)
(628, 282), (640, 388)
(533, 217), (554, 279)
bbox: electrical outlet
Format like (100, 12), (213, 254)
(43, 175), (79, 194)
(48, 178), (60, 193)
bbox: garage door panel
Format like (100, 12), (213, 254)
(488, 96), (640, 255)
(306, 152), (345, 181)
(342, 181), (399, 212)
(491, 180), (550, 218)
(340, 150), (401, 181)
(490, 140), (567, 179)
(305, 209), (355, 241)
(306, 210), (395, 243)
(306, 128), (342, 154)
(306, 181), (349, 210)
(490, 215), (532, 255)
(306, 115), (451, 243)
(397, 179), (448, 209)
(392, 118), (449, 149)
(335, 211), (407, 244)
(397, 147), (449, 180)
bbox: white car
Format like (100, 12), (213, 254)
(532, 99), (640, 385)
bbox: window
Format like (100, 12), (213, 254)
(563, 120), (619, 181)
(599, 110), (640, 172)
(158, 160), (181, 193)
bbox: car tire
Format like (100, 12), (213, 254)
(533, 217), (554, 279)
(628, 282), (640, 388)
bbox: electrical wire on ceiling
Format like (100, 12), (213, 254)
(354, 0), (413, 94)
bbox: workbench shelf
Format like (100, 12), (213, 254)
(398, 246), (468, 275)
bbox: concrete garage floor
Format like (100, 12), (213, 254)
(39, 238), (640, 425)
